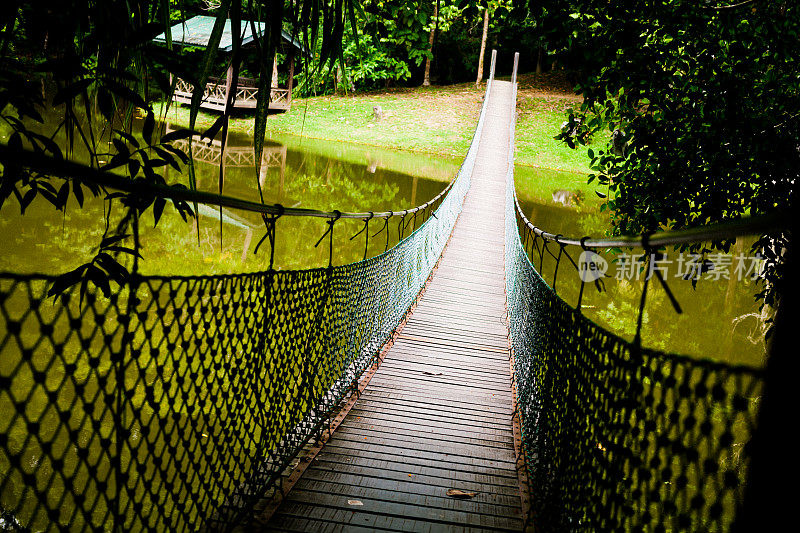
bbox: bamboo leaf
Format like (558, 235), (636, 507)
(56, 181), (70, 209)
(160, 128), (195, 143)
(53, 79), (93, 107)
(159, 143), (190, 165)
(153, 197), (166, 227)
(143, 111), (155, 146)
(105, 245), (143, 259)
(100, 233), (130, 249)
(87, 264), (111, 298)
(95, 253), (130, 283)
(72, 180), (84, 207)
(47, 264), (88, 298)
(128, 159), (141, 178)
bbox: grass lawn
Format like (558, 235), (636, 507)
(514, 74), (590, 173)
(157, 72), (593, 177)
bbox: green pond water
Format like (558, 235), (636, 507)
(0, 122), (458, 274)
(516, 166), (767, 369)
(0, 117), (766, 530)
(0, 125), (767, 364)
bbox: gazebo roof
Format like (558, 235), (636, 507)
(153, 15), (306, 53)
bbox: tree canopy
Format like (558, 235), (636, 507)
(553, 0), (797, 306)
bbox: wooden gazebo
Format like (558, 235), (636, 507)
(153, 15), (305, 112)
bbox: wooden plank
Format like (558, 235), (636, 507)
(362, 381), (514, 410)
(306, 455), (518, 490)
(317, 443), (518, 478)
(355, 391), (515, 420)
(352, 394), (514, 424)
(291, 479), (519, 517)
(271, 502), (511, 533)
(281, 492), (523, 531)
(377, 358), (512, 383)
(337, 413), (515, 445)
(332, 423), (515, 453)
(285, 470), (521, 507)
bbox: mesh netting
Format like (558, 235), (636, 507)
(0, 203), (464, 531)
(503, 83), (764, 531)
(0, 75), (498, 531)
(0, 233), (446, 530)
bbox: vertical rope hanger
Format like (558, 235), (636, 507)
(253, 204), (284, 443)
(349, 212), (374, 261)
(253, 203), (284, 270)
(314, 210), (341, 268)
(633, 234), (683, 348)
(116, 206), (142, 530)
(577, 237), (590, 310)
(633, 235), (654, 351)
(551, 235), (564, 292)
(371, 215), (391, 252)
(398, 210), (408, 241)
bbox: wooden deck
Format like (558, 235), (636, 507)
(173, 77), (291, 112)
(265, 81), (519, 532)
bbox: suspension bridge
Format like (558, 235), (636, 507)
(0, 52), (784, 532)
(262, 68), (521, 532)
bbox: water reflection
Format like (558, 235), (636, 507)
(0, 127), (459, 276)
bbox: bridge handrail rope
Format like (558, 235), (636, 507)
(514, 192), (789, 249)
(5, 139), (784, 250)
(0, 53), (499, 533)
(504, 52), (775, 532)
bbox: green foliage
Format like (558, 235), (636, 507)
(554, 0), (798, 307)
(295, 0), (437, 93)
(344, 30), (413, 86)
(0, 0), (360, 297)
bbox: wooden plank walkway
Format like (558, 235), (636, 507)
(265, 80), (518, 533)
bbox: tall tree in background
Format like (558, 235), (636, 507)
(422, 0), (438, 86)
(475, 4), (489, 85)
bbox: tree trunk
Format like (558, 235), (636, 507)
(271, 55), (279, 88)
(287, 53), (295, 104)
(536, 45), (543, 74)
(476, 8), (489, 87)
(224, 63), (234, 114)
(422, 1), (438, 87)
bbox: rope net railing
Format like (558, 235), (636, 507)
(0, 57), (497, 532)
(503, 65), (774, 531)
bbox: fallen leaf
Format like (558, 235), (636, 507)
(347, 500), (363, 506)
(446, 489), (478, 499)
(423, 371), (443, 376)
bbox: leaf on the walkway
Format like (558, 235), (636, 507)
(347, 500), (363, 506)
(423, 371), (443, 376)
(446, 489), (478, 499)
